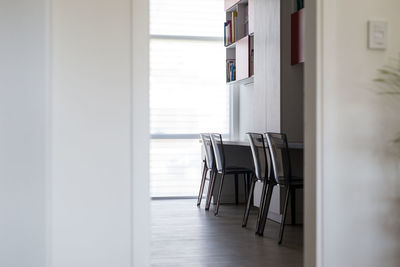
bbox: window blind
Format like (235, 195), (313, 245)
(150, 0), (224, 37)
(150, 0), (228, 197)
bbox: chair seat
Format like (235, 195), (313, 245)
(225, 167), (253, 174)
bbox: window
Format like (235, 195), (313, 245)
(150, 0), (229, 197)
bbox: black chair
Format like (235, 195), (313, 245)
(257, 132), (303, 244)
(197, 159), (207, 206)
(197, 133), (217, 210)
(242, 133), (270, 229)
(209, 133), (253, 216)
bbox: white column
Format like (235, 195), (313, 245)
(0, 0), (150, 266)
(306, 0), (400, 266)
(50, 0), (149, 266)
(0, 0), (48, 266)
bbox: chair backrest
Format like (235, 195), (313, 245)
(200, 133), (215, 169)
(210, 133), (225, 173)
(247, 133), (269, 181)
(265, 132), (292, 184)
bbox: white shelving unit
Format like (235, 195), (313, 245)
(224, 0), (254, 84)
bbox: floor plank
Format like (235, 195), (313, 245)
(151, 199), (303, 267)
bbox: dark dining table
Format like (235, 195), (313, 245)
(223, 139), (303, 149)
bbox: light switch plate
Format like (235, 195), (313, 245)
(368, 20), (387, 50)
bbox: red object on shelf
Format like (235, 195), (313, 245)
(291, 8), (305, 65)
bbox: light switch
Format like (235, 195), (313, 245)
(368, 20), (387, 50)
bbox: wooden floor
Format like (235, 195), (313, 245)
(151, 199), (303, 267)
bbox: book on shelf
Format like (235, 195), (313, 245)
(226, 60), (236, 83)
(224, 11), (238, 46)
(224, 22), (228, 46)
(224, 21), (232, 46)
(229, 20), (232, 44)
(231, 11), (237, 43)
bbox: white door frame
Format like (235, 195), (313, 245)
(47, 0), (150, 266)
(131, 0), (150, 265)
(304, 0), (332, 266)
(132, 0), (323, 265)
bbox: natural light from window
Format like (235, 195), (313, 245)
(150, 0), (229, 197)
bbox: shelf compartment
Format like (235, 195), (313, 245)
(225, 0), (253, 85)
(224, 3), (248, 46)
(225, 42), (236, 49)
(225, 0), (250, 12)
(226, 75), (254, 86)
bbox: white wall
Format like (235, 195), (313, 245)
(51, 0), (132, 266)
(238, 83), (255, 139)
(0, 1), (47, 266)
(1, 0), (149, 266)
(237, 0), (281, 140)
(50, 0), (149, 266)
(307, 0), (400, 266)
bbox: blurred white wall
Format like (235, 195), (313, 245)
(306, 0), (400, 266)
(0, 1), (47, 266)
(51, 1), (139, 266)
(0, 0), (149, 266)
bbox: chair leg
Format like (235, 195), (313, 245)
(278, 187), (291, 245)
(205, 171), (216, 210)
(256, 180), (268, 233)
(291, 188), (296, 225)
(250, 180), (254, 206)
(244, 173), (249, 203)
(234, 174), (239, 205)
(257, 183), (274, 236)
(197, 165), (208, 206)
(242, 178), (256, 227)
(214, 173), (225, 216)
